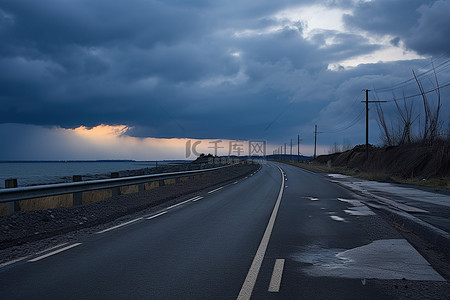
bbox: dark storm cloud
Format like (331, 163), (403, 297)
(407, 0), (450, 55)
(0, 0), (449, 154)
(343, 0), (449, 56)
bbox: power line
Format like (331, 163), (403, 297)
(321, 107), (365, 134)
(378, 81), (450, 102)
(318, 90), (364, 132)
(374, 58), (450, 93)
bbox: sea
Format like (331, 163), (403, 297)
(0, 161), (186, 189)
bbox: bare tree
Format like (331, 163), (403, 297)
(413, 64), (441, 145)
(328, 142), (341, 154)
(376, 65), (443, 147)
(375, 95), (392, 146)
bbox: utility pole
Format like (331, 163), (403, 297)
(365, 89), (369, 160)
(314, 125), (318, 159)
(290, 139), (292, 161)
(362, 89), (387, 160)
(297, 135), (300, 161)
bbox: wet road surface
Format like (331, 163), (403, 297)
(0, 162), (447, 299)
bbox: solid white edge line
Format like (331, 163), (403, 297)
(146, 211), (168, 220)
(208, 186), (224, 194)
(192, 196), (204, 202)
(28, 243), (82, 262)
(268, 259), (285, 292)
(96, 217), (143, 234)
(237, 167), (285, 300)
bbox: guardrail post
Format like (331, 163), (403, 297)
(73, 175), (83, 206)
(111, 172), (121, 196)
(5, 179), (19, 215)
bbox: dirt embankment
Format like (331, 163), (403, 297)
(316, 143), (450, 180)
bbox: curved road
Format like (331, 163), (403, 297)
(0, 162), (447, 299)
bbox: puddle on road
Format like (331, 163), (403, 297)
(338, 198), (375, 216)
(291, 239), (445, 281)
(330, 215), (346, 222)
(328, 174), (350, 179)
(301, 196), (319, 201)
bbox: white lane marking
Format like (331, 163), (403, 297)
(1, 243), (69, 268)
(192, 196), (204, 202)
(0, 256), (30, 269)
(96, 217), (143, 234)
(146, 211), (168, 220)
(268, 259), (285, 292)
(28, 243), (82, 262)
(237, 167), (285, 300)
(208, 186), (224, 194)
(35, 243), (69, 255)
(233, 181), (238, 184)
(165, 198), (193, 210)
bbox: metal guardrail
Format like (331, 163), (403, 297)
(0, 164), (233, 204)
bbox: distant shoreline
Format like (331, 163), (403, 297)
(0, 160), (192, 163)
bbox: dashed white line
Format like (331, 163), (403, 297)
(237, 167), (285, 300)
(268, 259), (285, 292)
(146, 211), (168, 220)
(0, 256), (30, 269)
(28, 243), (82, 262)
(233, 181), (239, 184)
(208, 186), (224, 194)
(96, 217), (143, 234)
(1, 243), (71, 269)
(35, 243), (69, 255)
(192, 196), (204, 202)
(165, 198), (194, 210)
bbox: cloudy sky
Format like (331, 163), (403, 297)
(0, 0), (449, 160)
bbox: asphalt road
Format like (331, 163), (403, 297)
(0, 162), (448, 299)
